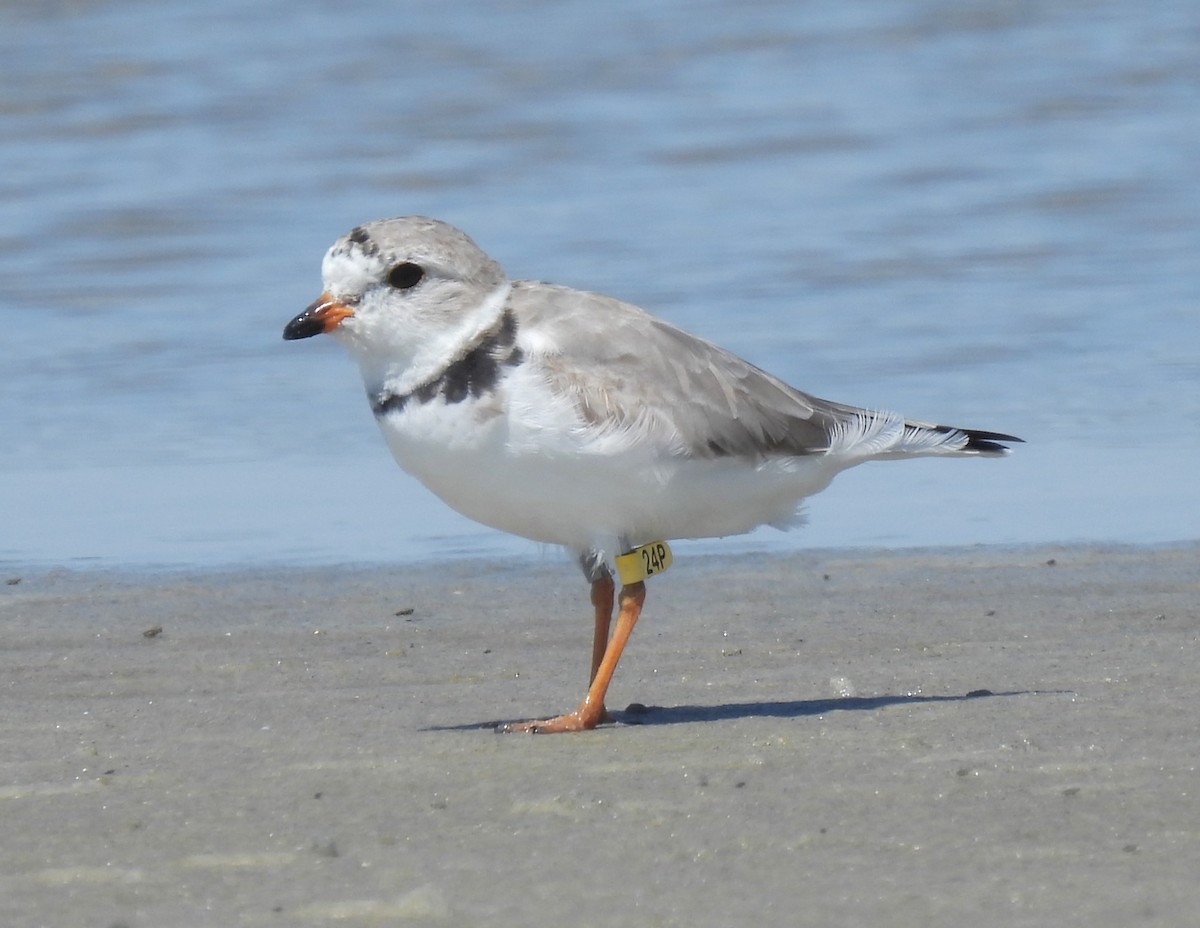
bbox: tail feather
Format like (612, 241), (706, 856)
(907, 422), (1023, 457)
(826, 411), (1022, 458)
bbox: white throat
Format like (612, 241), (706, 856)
(348, 281), (513, 397)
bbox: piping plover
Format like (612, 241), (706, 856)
(284, 217), (1020, 732)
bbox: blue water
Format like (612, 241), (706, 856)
(2, 1), (1198, 569)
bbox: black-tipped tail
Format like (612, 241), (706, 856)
(898, 420), (1023, 456)
(954, 427), (1023, 456)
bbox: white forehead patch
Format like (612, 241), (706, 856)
(321, 238), (386, 302)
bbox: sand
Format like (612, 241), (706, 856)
(2, 544), (1197, 927)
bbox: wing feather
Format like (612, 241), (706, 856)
(506, 281), (1020, 460)
(508, 282), (854, 459)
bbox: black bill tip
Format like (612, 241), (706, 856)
(283, 310), (324, 340)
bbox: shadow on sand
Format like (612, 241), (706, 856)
(426, 688), (1060, 732)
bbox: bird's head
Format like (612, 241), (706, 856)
(283, 217), (508, 372)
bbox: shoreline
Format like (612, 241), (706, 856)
(4, 534), (1196, 580)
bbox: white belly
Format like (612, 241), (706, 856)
(373, 387), (847, 555)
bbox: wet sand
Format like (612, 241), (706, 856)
(2, 544), (1197, 927)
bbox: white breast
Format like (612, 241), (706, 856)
(371, 364), (846, 556)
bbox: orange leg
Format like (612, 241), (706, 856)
(500, 580), (645, 734)
(589, 574), (616, 725)
(589, 574), (615, 683)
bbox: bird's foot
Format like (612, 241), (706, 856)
(496, 705), (614, 734)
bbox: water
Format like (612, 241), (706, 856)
(2, 1), (1198, 569)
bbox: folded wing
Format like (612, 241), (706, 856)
(509, 282), (1020, 461)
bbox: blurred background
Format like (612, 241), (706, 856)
(2, 1), (1197, 569)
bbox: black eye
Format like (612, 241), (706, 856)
(387, 262), (424, 290)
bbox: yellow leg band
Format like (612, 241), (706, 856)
(614, 541), (673, 585)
